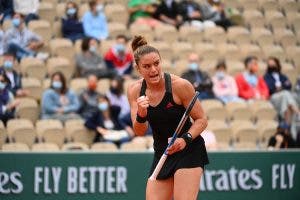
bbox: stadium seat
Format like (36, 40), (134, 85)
(281, 62), (298, 85)
(173, 59), (189, 76)
(28, 20), (52, 43)
(243, 9), (265, 28)
(233, 142), (258, 150)
(0, 121), (7, 149)
(226, 60), (245, 76)
(97, 78), (110, 94)
(261, 44), (286, 62)
(20, 57), (47, 81)
(31, 143), (60, 152)
(65, 119), (95, 146)
(38, 2), (56, 25)
(70, 78), (88, 94)
(279, 0), (299, 13)
(251, 27), (275, 47)
(230, 120), (258, 145)
(105, 4), (128, 24)
(46, 56), (74, 80)
(1, 143), (30, 152)
(61, 142), (89, 151)
(99, 39), (115, 55)
(226, 102), (253, 121)
(264, 10), (287, 29)
(78, 3), (89, 19)
(199, 59), (218, 76)
(201, 99), (228, 121)
(259, 0), (280, 12)
(256, 119), (278, 148)
(274, 28), (298, 49)
(239, 0), (259, 11)
(15, 97), (39, 123)
(218, 43), (242, 60)
(207, 119), (232, 145)
(21, 77), (43, 100)
(154, 24), (179, 44)
(90, 142), (118, 152)
(49, 38), (75, 61)
(36, 119), (65, 147)
(108, 22), (128, 39)
(194, 43), (219, 60)
(6, 119), (36, 148)
(203, 26), (226, 44)
(150, 41), (173, 61)
(171, 42), (193, 60)
(240, 43), (263, 60)
(249, 100), (277, 121)
(120, 141), (148, 151)
(178, 25), (203, 43)
(2, 19), (12, 31)
(129, 24), (155, 42)
(56, 3), (66, 19)
(227, 26), (252, 45)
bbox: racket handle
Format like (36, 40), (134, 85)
(148, 154), (168, 181)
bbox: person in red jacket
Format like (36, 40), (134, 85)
(104, 34), (134, 78)
(235, 56), (269, 100)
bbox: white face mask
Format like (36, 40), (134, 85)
(96, 4), (104, 13)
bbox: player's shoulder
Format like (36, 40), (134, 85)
(169, 74), (192, 89)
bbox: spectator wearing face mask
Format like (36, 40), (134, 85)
(0, 27), (4, 56)
(212, 60), (242, 103)
(61, 1), (84, 43)
(1, 52), (29, 97)
(268, 122), (296, 150)
(0, 70), (20, 125)
(3, 13), (46, 61)
(78, 74), (102, 119)
(181, 53), (214, 100)
(75, 37), (116, 78)
(104, 35), (134, 78)
(82, 0), (108, 41)
(85, 95), (132, 145)
(235, 56), (269, 101)
(41, 71), (81, 122)
(264, 57), (299, 126)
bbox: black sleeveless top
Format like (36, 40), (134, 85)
(140, 73), (192, 155)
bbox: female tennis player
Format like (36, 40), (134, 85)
(127, 35), (209, 200)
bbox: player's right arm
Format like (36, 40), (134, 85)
(127, 81), (149, 136)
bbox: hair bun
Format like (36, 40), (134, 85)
(131, 35), (148, 52)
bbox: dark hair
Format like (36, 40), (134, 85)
(267, 56), (282, 73)
(244, 56), (257, 68)
(13, 12), (25, 19)
(116, 34), (128, 42)
(216, 60), (226, 70)
(110, 75), (124, 95)
(131, 35), (160, 65)
(89, 0), (97, 9)
(81, 37), (98, 52)
(50, 71), (67, 94)
(3, 52), (15, 59)
(66, 1), (79, 20)
(0, 70), (11, 85)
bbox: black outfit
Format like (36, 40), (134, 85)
(181, 69), (215, 100)
(154, 0), (182, 28)
(264, 72), (292, 95)
(179, 0), (203, 22)
(140, 73), (209, 180)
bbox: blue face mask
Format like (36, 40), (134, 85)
(98, 102), (108, 111)
(3, 60), (13, 70)
(216, 71), (225, 80)
(12, 18), (21, 27)
(115, 44), (125, 53)
(52, 81), (62, 89)
(0, 82), (6, 90)
(67, 8), (77, 16)
(188, 62), (198, 71)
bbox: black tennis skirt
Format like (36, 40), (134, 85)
(149, 135), (209, 180)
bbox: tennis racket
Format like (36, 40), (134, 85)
(149, 91), (200, 180)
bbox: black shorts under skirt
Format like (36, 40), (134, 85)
(148, 135), (209, 180)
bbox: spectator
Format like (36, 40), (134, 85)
(1, 52), (29, 97)
(85, 95), (132, 145)
(264, 57), (299, 126)
(0, 71), (20, 125)
(82, 0), (108, 41)
(106, 76), (130, 119)
(61, 1), (85, 42)
(178, 0), (215, 31)
(75, 37), (116, 78)
(0, 0), (14, 24)
(127, 0), (161, 28)
(199, 0), (232, 30)
(268, 122), (296, 149)
(3, 13), (46, 61)
(295, 76), (300, 106)
(235, 56), (269, 101)
(212, 60), (242, 103)
(201, 129), (218, 150)
(181, 53), (214, 100)
(78, 74), (102, 119)
(41, 71), (81, 122)
(154, 0), (183, 28)
(13, 0), (39, 24)
(104, 35), (134, 78)
(0, 26), (4, 55)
